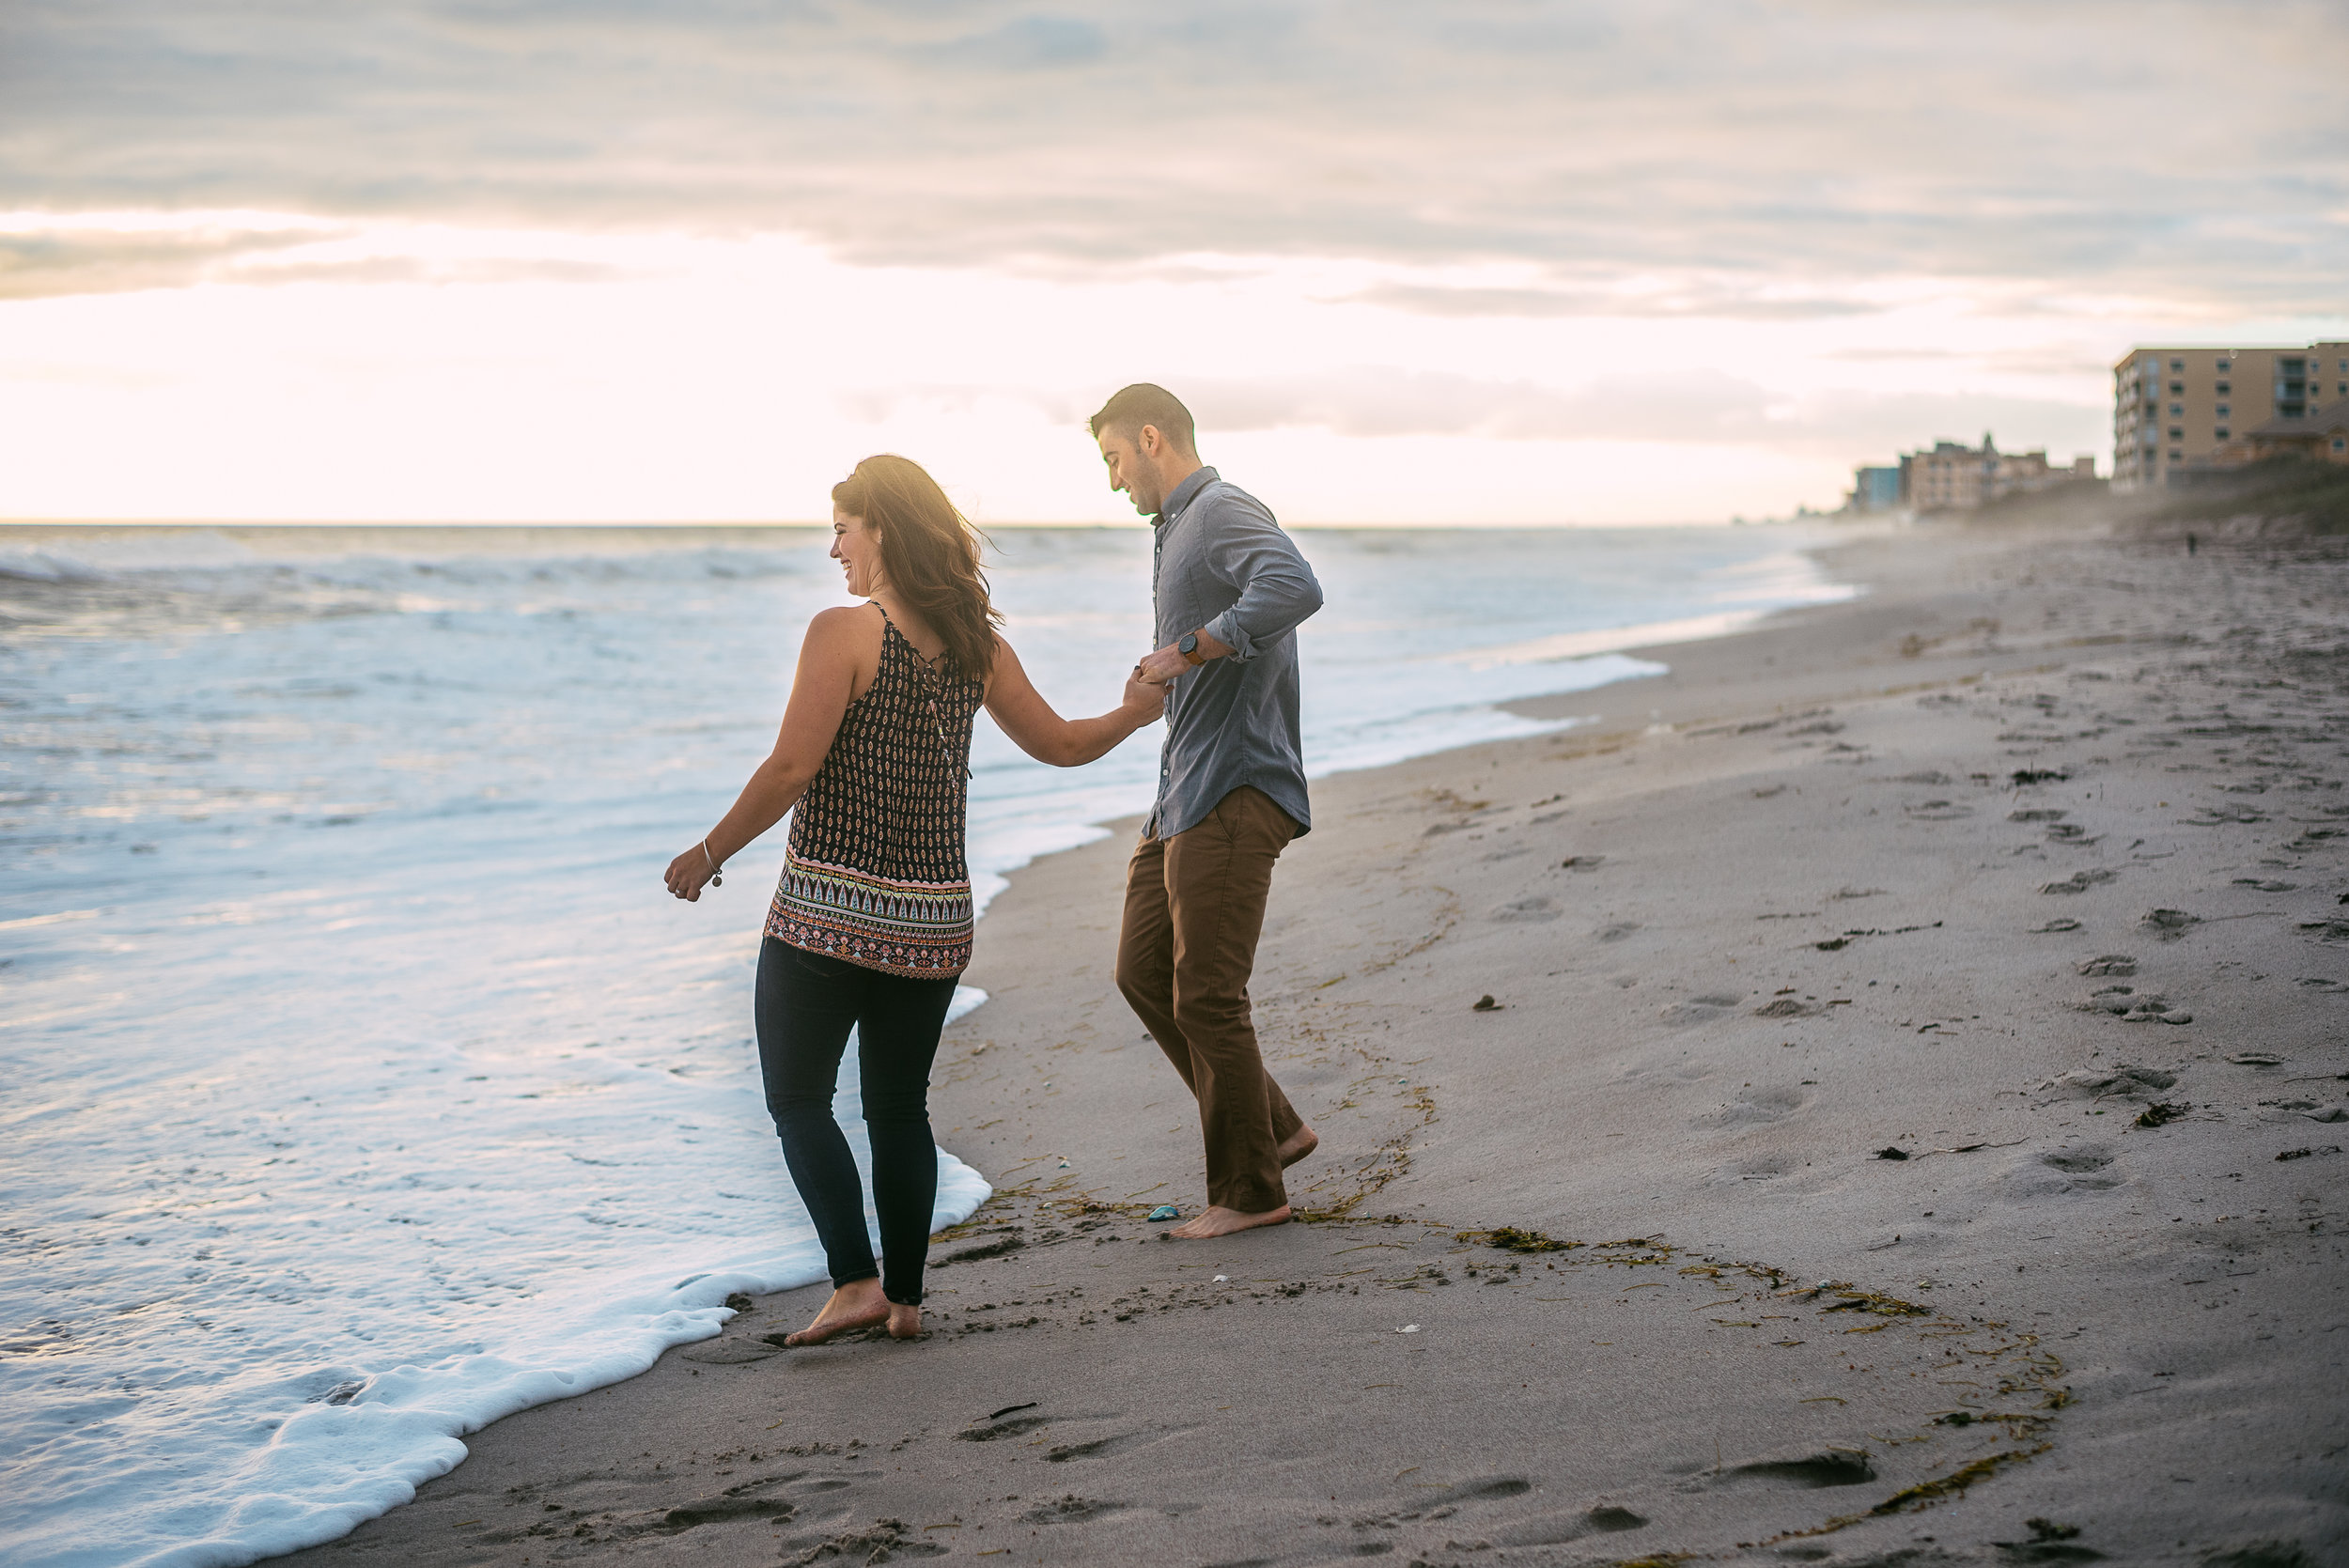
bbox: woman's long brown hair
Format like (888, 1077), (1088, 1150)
(832, 455), (1003, 683)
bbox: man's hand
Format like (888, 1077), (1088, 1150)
(1134, 644), (1189, 686)
(1134, 628), (1232, 685)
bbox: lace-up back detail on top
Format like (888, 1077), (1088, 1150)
(767, 609), (984, 976)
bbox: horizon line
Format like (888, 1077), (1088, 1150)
(0, 514), (1823, 532)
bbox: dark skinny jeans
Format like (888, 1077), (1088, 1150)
(755, 937), (958, 1306)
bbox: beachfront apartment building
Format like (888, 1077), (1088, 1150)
(1900, 435), (2092, 512)
(2112, 341), (2349, 490)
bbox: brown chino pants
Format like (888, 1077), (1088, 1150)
(1115, 785), (1305, 1215)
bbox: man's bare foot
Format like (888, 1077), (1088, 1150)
(1276, 1125), (1319, 1169)
(1170, 1203), (1291, 1239)
(886, 1302), (922, 1339)
(784, 1281), (889, 1345)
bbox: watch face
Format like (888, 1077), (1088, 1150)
(1179, 633), (1198, 654)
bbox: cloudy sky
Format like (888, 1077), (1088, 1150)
(3, 1), (2344, 523)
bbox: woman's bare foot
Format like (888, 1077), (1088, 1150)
(1170, 1203), (1291, 1239)
(1276, 1125), (1319, 1169)
(784, 1280), (890, 1345)
(886, 1302), (922, 1339)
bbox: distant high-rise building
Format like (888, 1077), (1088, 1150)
(1898, 434), (2090, 512)
(2112, 341), (2349, 490)
(1847, 465), (1903, 512)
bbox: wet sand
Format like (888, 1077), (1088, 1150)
(288, 516), (2349, 1568)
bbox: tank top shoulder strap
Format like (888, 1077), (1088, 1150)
(868, 601), (942, 672)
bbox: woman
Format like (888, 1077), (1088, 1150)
(664, 455), (1162, 1346)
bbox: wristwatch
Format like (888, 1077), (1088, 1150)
(1178, 630), (1206, 667)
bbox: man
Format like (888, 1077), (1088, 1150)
(1092, 383), (1324, 1239)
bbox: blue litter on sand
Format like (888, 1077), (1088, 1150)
(1147, 1204), (1181, 1222)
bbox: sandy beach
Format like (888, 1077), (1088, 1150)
(288, 510), (2348, 1568)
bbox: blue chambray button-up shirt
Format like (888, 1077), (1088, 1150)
(1145, 466), (1324, 841)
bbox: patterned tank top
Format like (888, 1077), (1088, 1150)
(766, 607), (985, 977)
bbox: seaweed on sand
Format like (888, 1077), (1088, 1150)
(1458, 1225), (1581, 1253)
(1865, 1445), (2051, 1514)
(1821, 1288), (1932, 1318)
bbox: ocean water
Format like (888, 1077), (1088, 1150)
(0, 521), (1854, 1568)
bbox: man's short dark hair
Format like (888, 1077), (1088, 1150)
(1088, 383), (1197, 455)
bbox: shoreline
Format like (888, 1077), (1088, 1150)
(288, 512), (2348, 1568)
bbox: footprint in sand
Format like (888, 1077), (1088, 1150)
(2045, 1062), (2178, 1096)
(1697, 1085), (1807, 1128)
(957, 1412), (1055, 1442)
(783, 1521), (944, 1560)
(655, 1491), (802, 1532)
(2042, 869), (2119, 894)
(2003, 1144), (2124, 1198)
(1019, 1496), (1125, 1525)
(1044, 1426), (1190, 1463)
(1595, 921), (1641, 943)
(2141, 908), (2201, 941)
(1715, 1155), (1797, 1185)
(1497, 1503), (1648, 1546)
(2076, 955), (2138, 976)
(1491, 895), (1562, 923)
(1704, 1449), (1876, 1491)
(1423, 1477), (1534, 1505)
(1657, 992), (1740, 1026)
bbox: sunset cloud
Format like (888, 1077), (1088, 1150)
(0, 2), (2338, 522)
(4, 2), (2342, 309)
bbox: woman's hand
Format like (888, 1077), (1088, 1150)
(1121, 668), (1169, 722)
(665, 843), (720, 901)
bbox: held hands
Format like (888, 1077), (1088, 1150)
(1121, 667), (1170, 724)
(664, 842), (721, 902)
(1133, 643), (1191, 687)
(1134, 627), (1230, 688)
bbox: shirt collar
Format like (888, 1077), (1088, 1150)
(1153, 466), (1219, 528)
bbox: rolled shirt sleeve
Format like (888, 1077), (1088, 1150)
(1197, 496), (1324, 663)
